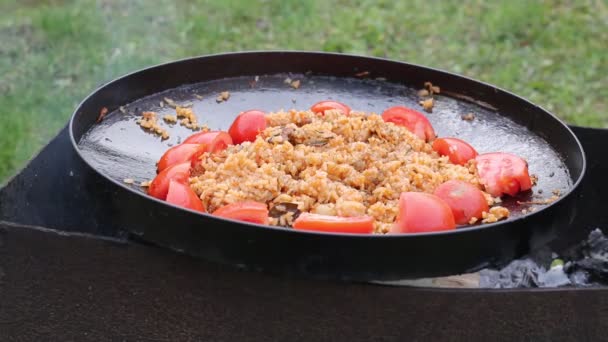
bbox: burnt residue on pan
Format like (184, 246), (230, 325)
(79, 74), (571, 222)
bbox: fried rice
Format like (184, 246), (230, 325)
(189, 109), (506, 233)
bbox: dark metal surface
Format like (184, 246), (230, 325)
(0, 126), (124, 236)
(1, 222), (608, 342)
(68, 52), (586, 280)
(550, 126), (608, 250)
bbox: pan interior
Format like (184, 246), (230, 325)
(78, 73), (572, 220)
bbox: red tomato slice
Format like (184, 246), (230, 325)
(432, 138), (478, 165)
(228, 110), (267, 144)
(183, 131), (233, 149)
(189, 148), (206, 169)
(391, 192), (456, 233)
(475, 152), (532, 197)
(187, 132), (233, 168)
(148, 162), (191, 200)
(310, 100), (351, 116)
(166, 179), (206, 212)
(381, 106), (436, 142)
(434, 180), (489, 225)
(157, 144), (207, 173)
(212, 201), (269, 225)
(292, 213), (374, 234)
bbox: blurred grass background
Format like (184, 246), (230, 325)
(0, 0), (606, 182)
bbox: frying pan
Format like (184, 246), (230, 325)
(70, 51), (585, 281)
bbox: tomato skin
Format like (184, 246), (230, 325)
(475, 152), (532, 197)
(381, 106), (436, 141)
(434, 180), (489, 225)
(391, 192), (456, 233)
(188, 132), (233, 168)
(148, 162), (191, 200)
(310, 101), (351, 116)
(212, 201), (269, 225)
(166, 179), (206, 212)
(183, 131), (233, 150)
(432, 138), (478, 165)
(228, 110), (267, 144)
(292, 213), (374, 234)
(157, 144), (207, 173)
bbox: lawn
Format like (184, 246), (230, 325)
(0, 0), (606, 182)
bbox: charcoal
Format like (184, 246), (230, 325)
(567, 229), (608, 283)
(568, 269), (592, 287)
(479, 259), (543, 288)
(481, 228), (608, 288)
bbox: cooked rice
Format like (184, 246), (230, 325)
(461, 113), (475, 121)
(418, 82), (438, 113)
(423, 81), (440, 95)
(189, 110), (503, 233)
(175, 106), (199, 130)
(419, 98), (434, 113)
(481, 206), (510, 223)
(137, 111), (169, 140)
(216, 91), (230, 103)
(163, 115), (177, 124)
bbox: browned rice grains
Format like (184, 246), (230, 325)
(189, 109), (509, 233)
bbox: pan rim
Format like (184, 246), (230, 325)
(69, 50), (587, 239)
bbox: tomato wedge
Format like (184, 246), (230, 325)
(212, 201), (269, 225)
(228, 110), (267, 144)
(432, 137), (478, 165)
(183, 131), (233, 150)
(434, 180), (489, 225)
(292, 213), (374, 234)
(310, 100), (351, 116)
(391, 192), (455, 233)
(157, 143), (207, 173)
(148, 162), (191, 200)
(381, 106), (436, 142)
(475, 152), (532, 197)
(166, 179), (206, 212)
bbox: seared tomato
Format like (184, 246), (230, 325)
(148, 162), (191, 200)
(183, 131), (233, 151)
(432, 137), (478, 165)
(228, 110), (267, 144)
(381, 106), (436, 142)
(166, 179), (206, 212)
(391, 192), (456, 233)
(187, 132), (233, 168)
(292, 213), (374, 234)
(475, 152), (532, 197)
(157, 144), (207, 173)
(434, 180), (489, 225)
(212, 201), (269, 225)
(310, 100), (351, 116)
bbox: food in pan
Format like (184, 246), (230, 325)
(147, 100), (533, 234)
(137, 111), (170, 140)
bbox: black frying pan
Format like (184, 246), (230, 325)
(70, 51), (585, 281)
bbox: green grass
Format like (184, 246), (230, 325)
(0, 0), (606, 182)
